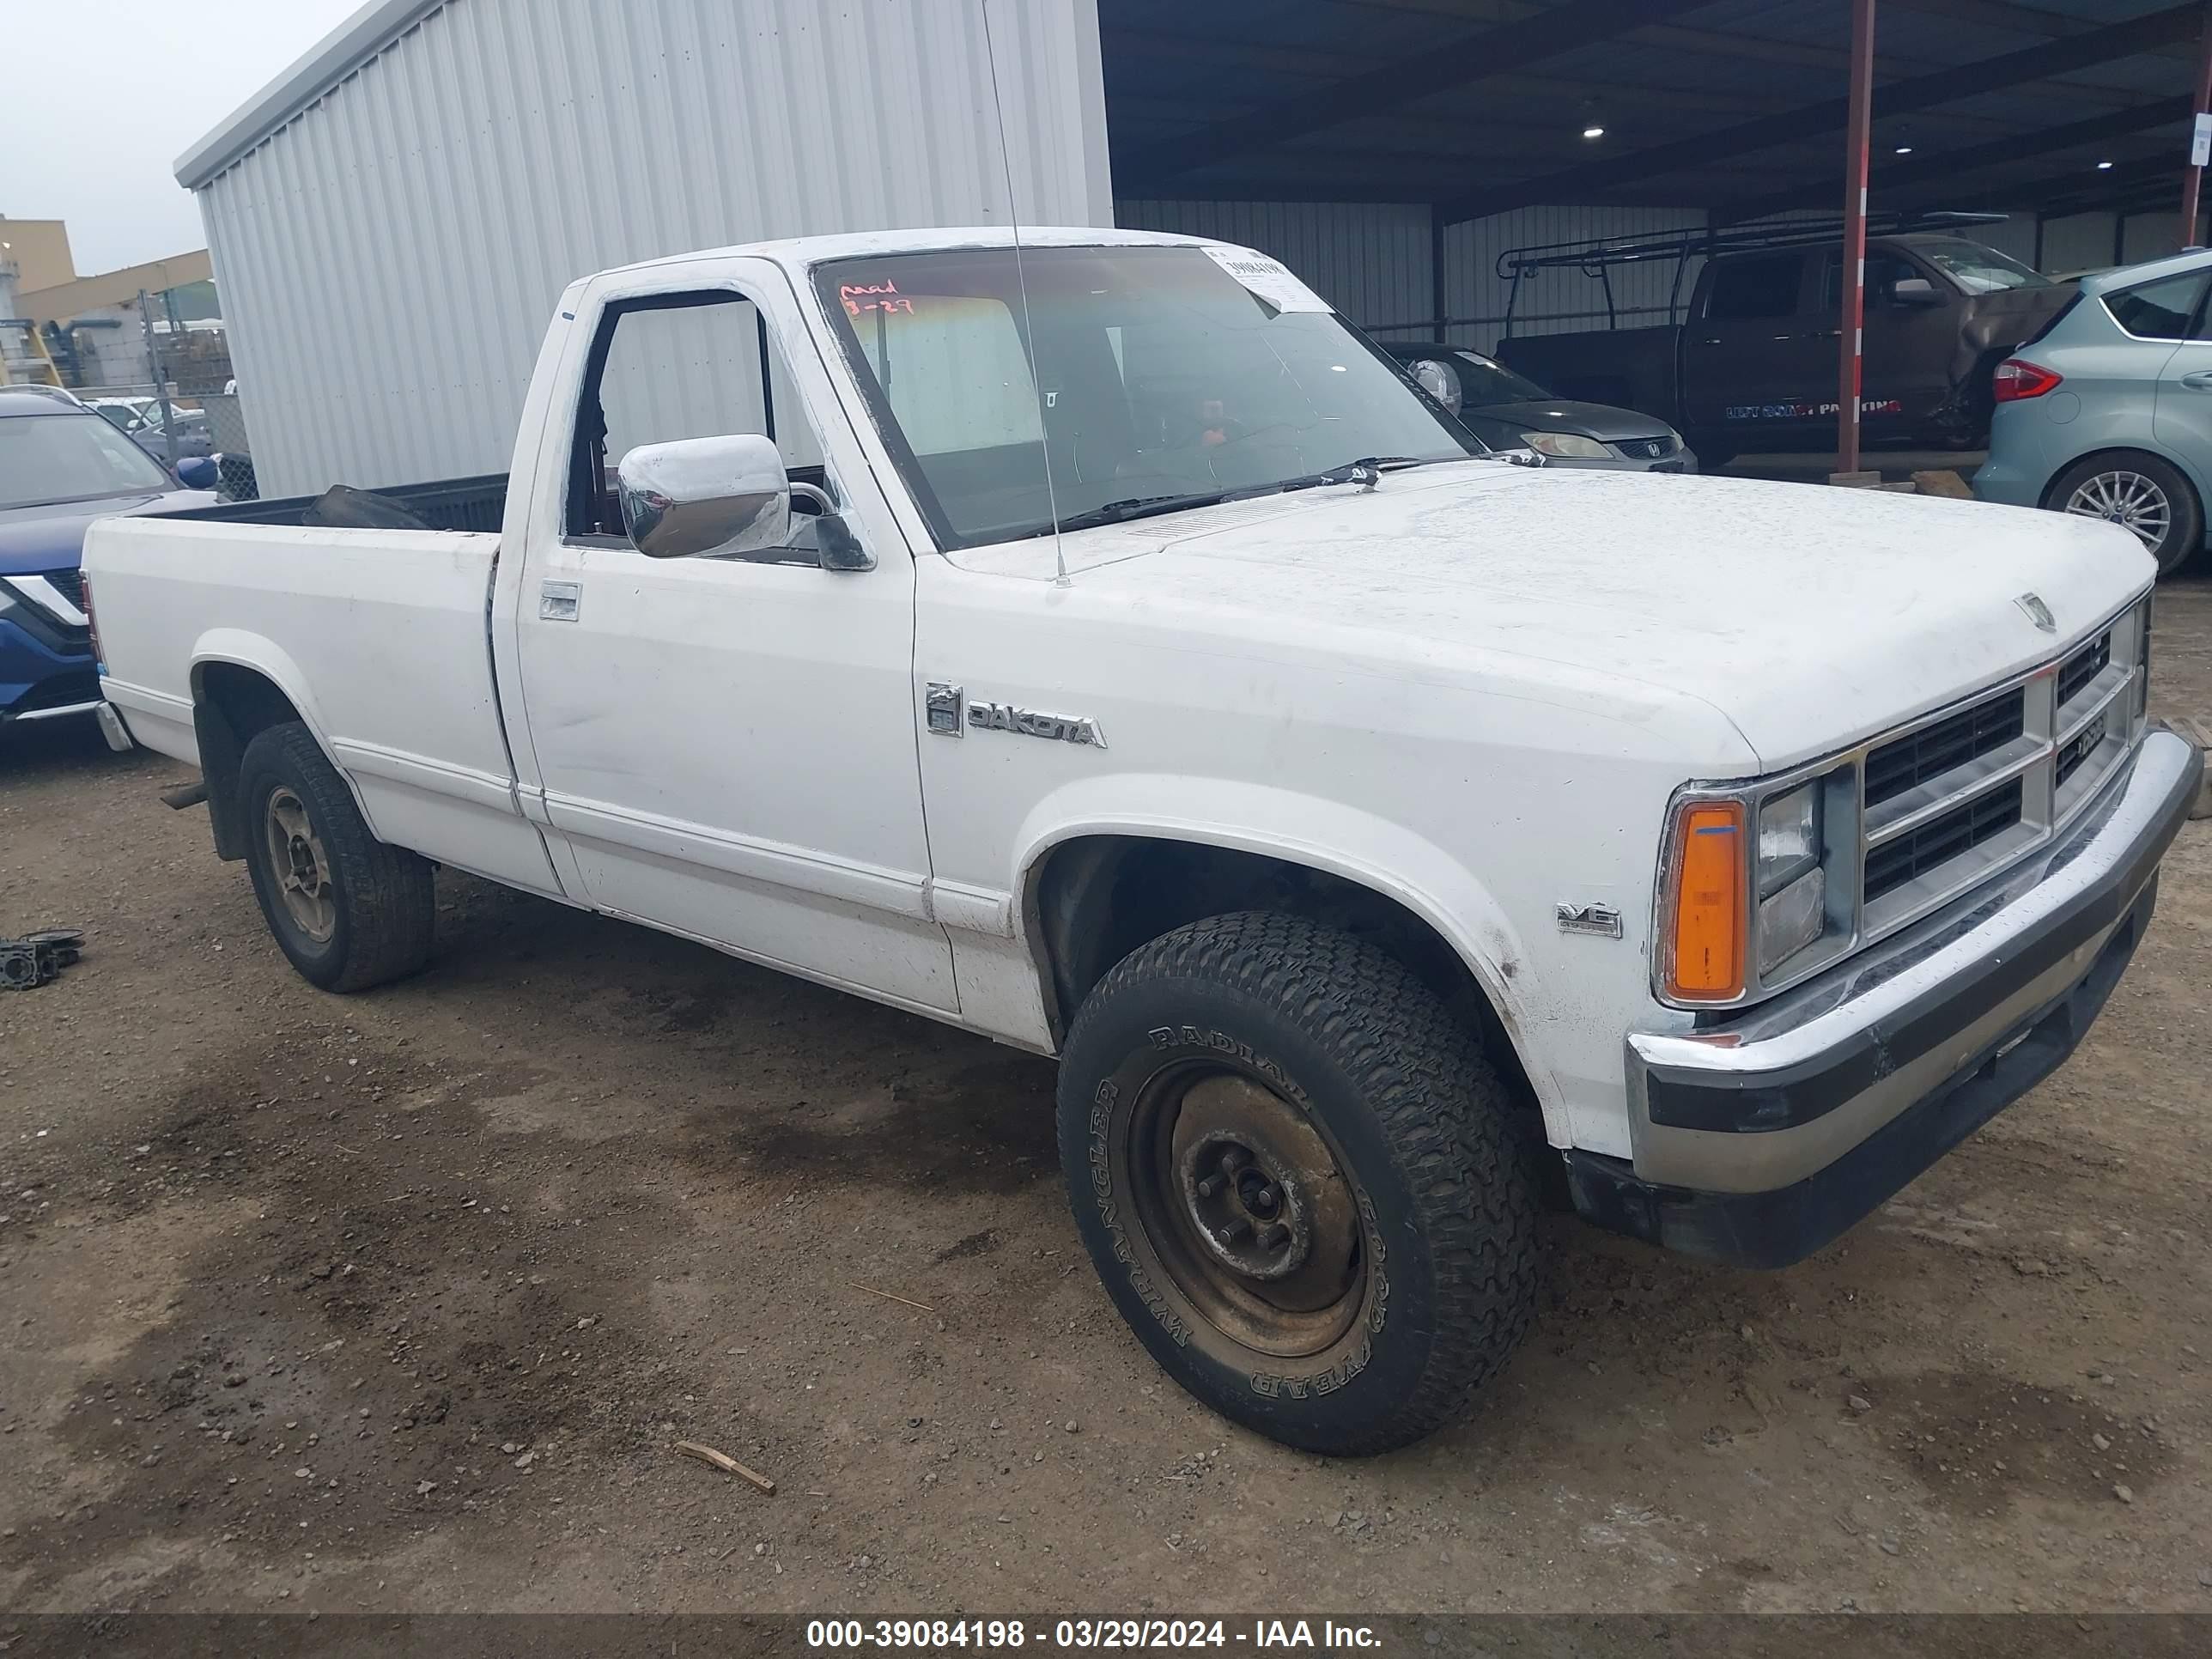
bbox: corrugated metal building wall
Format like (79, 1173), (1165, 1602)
(1114, 199), (1434, 334)
(1438, 205), (1711, 350)
(184, 0), (1111, 497)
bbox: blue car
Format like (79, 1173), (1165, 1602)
(1, 387), (216, 732)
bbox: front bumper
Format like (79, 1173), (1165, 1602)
(0, 614), (100, 726)
(1567, 730), (2201, 1268)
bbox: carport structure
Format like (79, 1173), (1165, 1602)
(1107, 0), (2212, 408)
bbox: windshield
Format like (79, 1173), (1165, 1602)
(1450, 351), (1551, 404)
(1916, 239), (2051, 295)
(812, 245), (1483, 549)
(0, 410), (174, 509)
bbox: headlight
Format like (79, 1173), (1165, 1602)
(1757, 785), (1819, 891)
(1754, 784), (1825, 976)
(1412, 359), (1461, 413)
(1519, 431), (1611, 459)
(1659, 768), (1852, 1006)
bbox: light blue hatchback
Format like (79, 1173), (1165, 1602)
(1975, 247), (2212, 577)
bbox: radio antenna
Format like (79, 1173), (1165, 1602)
(981, 0), (1071, 587)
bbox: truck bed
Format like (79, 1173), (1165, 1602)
(82, 484), (560, 896)
(161, 473), (509, 534)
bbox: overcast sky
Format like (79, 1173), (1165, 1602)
(3, 0), (362, 277)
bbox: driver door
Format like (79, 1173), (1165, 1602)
(510, 265), (956, 1012)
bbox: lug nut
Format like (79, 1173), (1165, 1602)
(1260, 1223), (1291, 1249)
(1195, 1175), (1222, 1198)
(1218, 1218), (1253, 1244)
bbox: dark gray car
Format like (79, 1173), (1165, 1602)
(1381, 343), (1696, 472)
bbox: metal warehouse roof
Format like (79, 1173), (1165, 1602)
(1102, 0), (2209, 224)
(175, 0), (443, 190)
(183, 0), (2207, 226)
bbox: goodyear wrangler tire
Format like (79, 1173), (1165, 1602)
(238, 721), (436, 993)
(1056, 912), (1539, 1455)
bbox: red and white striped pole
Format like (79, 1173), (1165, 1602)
(2179, 3), (2212, 250)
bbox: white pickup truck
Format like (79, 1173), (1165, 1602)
(83, 228), (2200, 1455)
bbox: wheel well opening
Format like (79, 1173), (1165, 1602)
(2039, 448), (2193, 510)
(191, 663), (305, 861)
(1030, 835), (1540, 1118)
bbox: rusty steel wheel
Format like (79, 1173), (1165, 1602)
(263, 785), (337, 943)
(1058, 911), (1540, 1455)
(1125, 1068), (1367, 1359)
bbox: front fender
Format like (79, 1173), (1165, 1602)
(1008, 773), (1565, 1138)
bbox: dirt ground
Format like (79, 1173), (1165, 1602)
(3, 582), (2209, 1620)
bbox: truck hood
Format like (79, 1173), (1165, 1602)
(962, 461), (2153, 769)
(0, 489), (214, 575)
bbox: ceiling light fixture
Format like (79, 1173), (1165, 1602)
(1582, 124), (1606, 140)
(2097, 160), (2115, 170)
(1894, 144), (1913, 155)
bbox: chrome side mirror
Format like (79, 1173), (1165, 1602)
(618, 434), (790, 559)
(1890, 276), (1945, 307)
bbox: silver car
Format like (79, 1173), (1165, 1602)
(1975, 248), (2212, 576)
(1380, 343), (1697, 472)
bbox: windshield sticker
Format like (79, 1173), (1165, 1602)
(1200, 247), (1333, 314)
(842, 280), (916, 318)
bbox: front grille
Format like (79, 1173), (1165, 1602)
(2057, 629), (2111, 707)
(39, 568), (85, 611)
(1616, 436), (1677, 460)
(1864, 778), (2024, 903)
(2056, 710), (2109, 788)
(1864, 690), (2026, 807)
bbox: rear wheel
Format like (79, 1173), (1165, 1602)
(1055, 912), (1540, 1455)
(2050, 452), (2202, 577)
(238, 721), (435, 992)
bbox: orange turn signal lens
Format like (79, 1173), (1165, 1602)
(1665, 799), (1747, 1002)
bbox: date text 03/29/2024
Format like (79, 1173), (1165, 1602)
(805, 1620), (1382, 1650)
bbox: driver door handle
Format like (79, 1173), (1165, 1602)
(2179, 371), (2212, 391)
(540, 580), (582, 622)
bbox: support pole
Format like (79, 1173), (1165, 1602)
(1838, 0), (1877, 478)
(1431, 207), (1448, 338)
(2181, 3), (2212, 250)
(137, 289), (179, 472)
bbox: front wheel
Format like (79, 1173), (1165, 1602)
(2051, 452), (2203, 577)
(1055, 912), (1540, 1455)
(238, 720), (436, 992)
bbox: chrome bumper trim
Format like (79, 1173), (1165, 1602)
(1626, 730), (2199, 1195)
(9, 699), (105, 724)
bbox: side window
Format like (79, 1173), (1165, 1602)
(565, 290), (824, 543)
(1705, 255), (1805, 321)
(2105, 272), (2208, 342)
(1820, 250), (1923, 311)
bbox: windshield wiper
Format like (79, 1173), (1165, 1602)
(1052, 459), (1431, 533)
(1226, 456), (1428, 501)
(1053, 491), (1232, 532)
